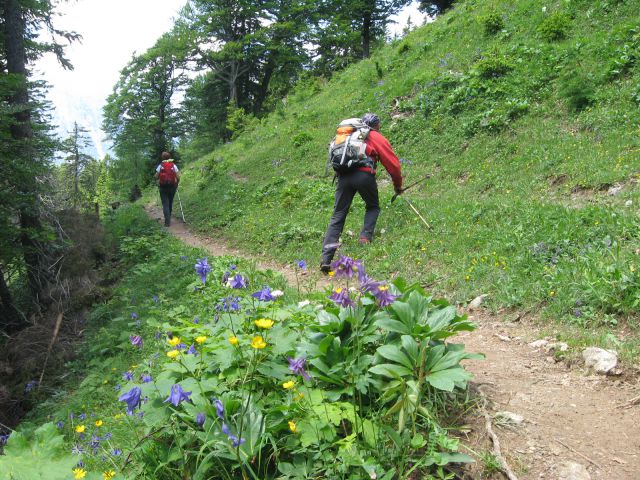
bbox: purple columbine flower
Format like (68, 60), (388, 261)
(359, 275), (382, 294)
(330, 256), (359, 279)
(118, 386), (142, 415)
(164, 384), (192, 407)
(131, 312), (138, 320)
(329, 287), (355, 308)
(252, 286), (274, 302)
(288, 357), (311, 381)
(141, 374), (152, 383)
(229, 264), (237, 270)
(373, 284), (398, 307)
(221, 271), (231, 285)
(193, 317), (200, 324)
(297, 260), (307, 270)
(213, 398), (224, 419)
(196, 412), (206, 427)
(229, 274), (246, 289)
(180, 255), (188, 261)
(186, 344), (197, 355)
(112, 448), (122, 456)
(130, 335), (143, 348)
(24, 380), (38, 393)
(152, 295), (159, 303)
(56, 421), (64, 429)
(114, 384), (121, 391)
(78, 413), (86, 421)
(355, 259), (367, 283)
(103, 432), (112, 440)
(122, 371), (133, 381)
(176, 342), (187, 351)
(195, 258), (212, 285)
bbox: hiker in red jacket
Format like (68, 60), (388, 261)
(320, 113), (403, 273)
(154, 151), (181, 227)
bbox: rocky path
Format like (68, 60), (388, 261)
(146, 203), (639, 480)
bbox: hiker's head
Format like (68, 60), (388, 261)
(161, 151), (171, 161)
(362, 113), (380, 131)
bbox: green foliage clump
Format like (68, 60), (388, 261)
(397, 41), (411, 55)
(537, 12), (572, 41)
(292, 131), (313, 147)
(226, 106), (258, 140)
(472, 53), (513, 79)
(558, 73), (596, 112)
(480, 12), (505, 36)
(607, 25), (640, 78)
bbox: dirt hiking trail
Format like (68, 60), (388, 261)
(146, 204), (639, 480)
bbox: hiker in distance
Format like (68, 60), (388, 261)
(155, 151), (181, 227)
(320, 113), (403, 273)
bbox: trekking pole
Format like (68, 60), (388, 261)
(176, 188), (186, 223)
(391, 174), (432, 204)
(403, 197), (431, 230)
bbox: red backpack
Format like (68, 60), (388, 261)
(158, 161), (177, 185)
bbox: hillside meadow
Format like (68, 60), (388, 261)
(165, 0), (640, 357)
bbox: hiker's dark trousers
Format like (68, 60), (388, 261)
(159, 184), (177, 226)
(322, 170), (380, 264)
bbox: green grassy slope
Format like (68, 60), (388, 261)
(175, 0), (640, 343)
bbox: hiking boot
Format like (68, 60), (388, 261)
(359, 237), (371, 245)
(320, 264), (331, 275)
(165, 219), (171, 227)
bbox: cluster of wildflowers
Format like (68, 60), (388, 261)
(216, 295), (241, 312)
(327, 256), (398, 308)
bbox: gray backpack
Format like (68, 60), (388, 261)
(328, 118), (374, 173)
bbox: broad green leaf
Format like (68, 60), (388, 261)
(376, 345), (414, 370)
(424, 367), (473, 391)
(389, 301), (415, 328)
(401, 335), (419, 363)
(374, 317), (411, 334)
(369, 363), (413, 378)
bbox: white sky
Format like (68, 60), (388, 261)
(34, 0), (186, 158)
(34, 0), (423, 159)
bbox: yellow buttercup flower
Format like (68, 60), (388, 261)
(168, 336), (181, 347)
(195, 336), (207, 344)
(335, 287), (343, 294)
(103, 471), (116, 480)
(328, 271), (335, 277)
(72, 468), (87, 479)
(282, 380), (295, 389)
(294, 392), (304, 401)
(75, 425), (85, 433)
(228, 336), (239, 346)
(95, 420), (103, 427)
(254, 318), (274, 329)
(167, 349), (180, 359)
(114, 413), (123, 419)
(288, 421), (297, 433)
(250, 336), (267, 349)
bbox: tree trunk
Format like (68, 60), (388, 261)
(5, 0), (46, 301)
(0, 265), (22, 333)
(361, 1), (374, 59)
